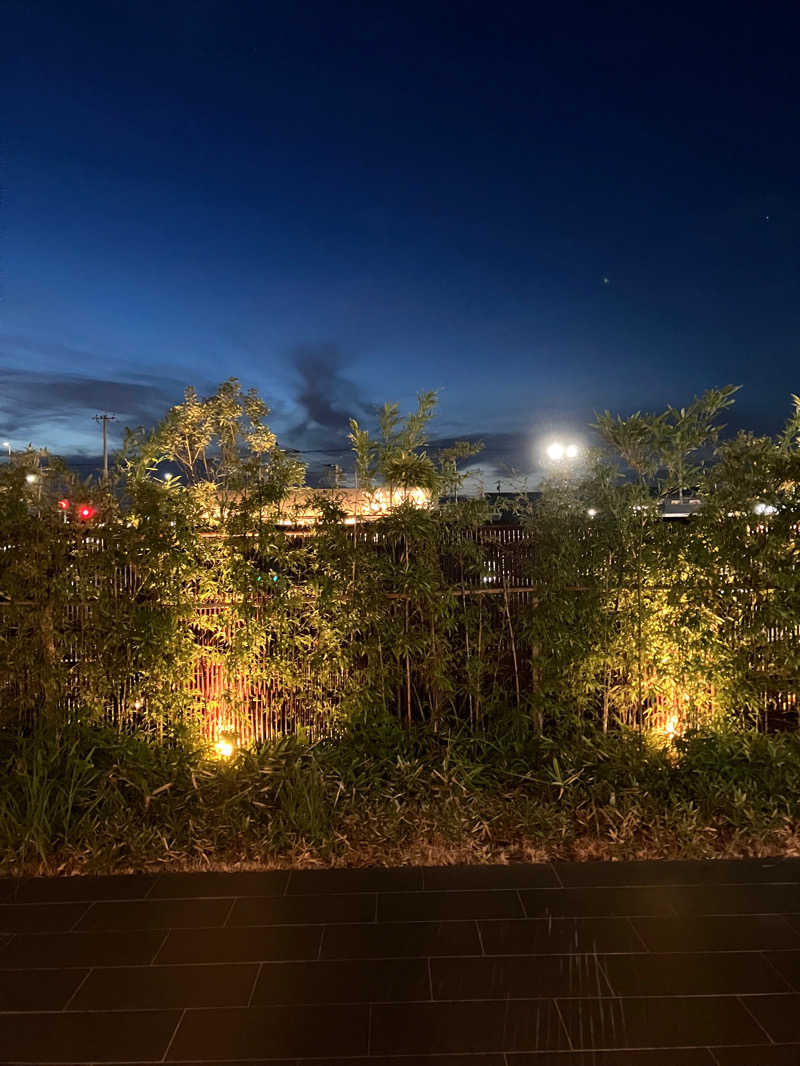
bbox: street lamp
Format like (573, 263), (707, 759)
(545, 440), (581, 462)
(2, 441), (10, 460)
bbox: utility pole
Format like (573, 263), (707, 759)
(94, 414), (116, 481)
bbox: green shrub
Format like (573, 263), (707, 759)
(2, 717), (798, 874)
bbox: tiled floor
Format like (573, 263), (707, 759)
(0, 860), (799, 1063)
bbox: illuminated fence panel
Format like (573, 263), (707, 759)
(1, 524), (798, 737)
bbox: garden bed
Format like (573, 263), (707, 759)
(2, 715), (798, 875)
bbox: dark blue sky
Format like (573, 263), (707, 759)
(4, 1), (799, 484)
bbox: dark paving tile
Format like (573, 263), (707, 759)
(380, 889), (523, 922)
(603, 951), (792, 995)
(100, 1060), (506, 1066)
(252, 957), (429, 1003)
(558, 995), (768, 1049)
(0, 901), (89, 933)
(15, 873), (156, 903)
(288, 866), (424, 894)
(431, 954), (610, 998)
(0, 1008), (179, 1062)
(156, 923), (322, 963)
(741, 993), (800, 1043)
(167, 1003), (369, 1059)
(0, 967), (87, 1010)
(0, 928), (166, 967)
(766, 951), (800, 992)
(670, 883), (800, 916)
(229, 892), (375, 926)
(302, 1058), (506, 1066)
(553, 860), (800, 887)
(0, 879), (19, 902)
(479, 917), (645, 955)
(509, 1052), (715, 1064)
(711, 1046), (800, 1065)
(521, 886), (676, 918)
(75, 896), (231, 930)
(506, 1000), (593, 1051)
(633, 915), (800, 952)
(371, 1000), (561, 1054)
(422, 864), (559, 891)
(69, 962), (258, 1009)
(320, 920), (481, 958)
(151, 869), (289, 898)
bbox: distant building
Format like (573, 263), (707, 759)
(272, 486), (433, 526)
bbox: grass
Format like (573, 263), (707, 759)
(1, 712), (799, 874)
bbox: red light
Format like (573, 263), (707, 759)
(57, 499), (70, 511)
(78, 505), (95, 521)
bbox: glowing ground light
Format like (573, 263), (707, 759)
(58, 499), (70, 511)
(215, 730), (239, 759)
(78, 505), (95, 520)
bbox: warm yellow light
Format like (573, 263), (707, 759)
(546, 442), (565, 461)
(215, 729), (239, 759)
(587, 508), (597, 518)
(665, 715), (679, 737)
(565, 444), (579, 459)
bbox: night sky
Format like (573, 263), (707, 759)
(4, 2), (799, 485)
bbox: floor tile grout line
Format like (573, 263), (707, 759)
(222, 898), (238, 928)
(160, 1005), (186, 1063)
(367, 1001), (372, 1055)
(706, 1047), (722, 1065)
(60, 966), (94, 1011)
(549, 862), (565, 888)
(426, 955), (434, 1000)
(737, 993), (777, 1045)
(151, 930), (171, 966)
(552, 995), (573, 1051)
(475, 919), (486, 955)
(595, 954), (615, 998)
(515, 888), (526, 919)
(625, 916), (651, 952)
(373, 893), (379, 923)
(69, 901), (94, 932)
(246, 961), (263, 1007)
(143, 877), (158, 900)
(759, 948), (798, 992)
(317, 926), (325, 960)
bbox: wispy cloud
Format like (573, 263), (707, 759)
(0, 367), (183, 453)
